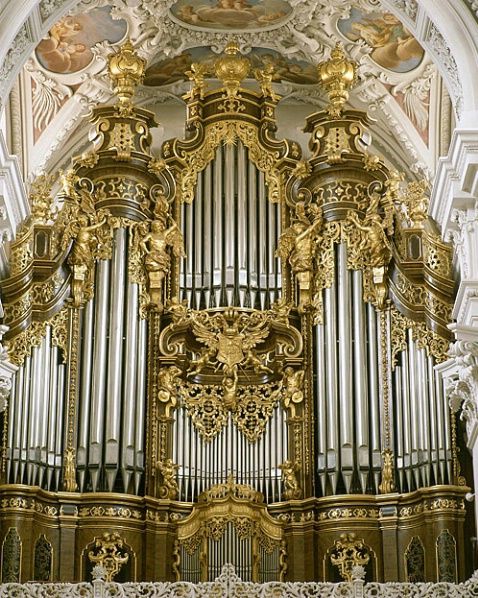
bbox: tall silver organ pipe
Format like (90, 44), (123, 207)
(172, 406), (288, 503)
(181, 141), (281, 309)
(77, 227), (147, 493)
(313, 243), (454, 495)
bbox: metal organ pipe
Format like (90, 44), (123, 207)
(352, 269), (369, 493)
(78, 299), (94, 491)
(122, 277), (139, 493)
(89, 259), (110, 491)
(367, 305), (381, 490)
(105, 228), (126, 490)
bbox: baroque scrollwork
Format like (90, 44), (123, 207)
(88, 532), (129, 582)
(329, 533), (371, 582)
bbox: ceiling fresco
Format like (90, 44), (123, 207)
(170, 0), (293, 29)
(35, 7), (128, 74)
(20, 0), (441, 180)
(337, 8), (424, 73)
(144, 46), (318, 87)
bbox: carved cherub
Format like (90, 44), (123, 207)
(279, 460), (302, 500)
(156, 458), (179, 500)
(185, 62), (209, 99)
(281, 367), (305, 414)
(222, 371), (238, 411)
(255, 62), (279, 101)
(157, 365), (182, 416)
(166, 296), (190, 325)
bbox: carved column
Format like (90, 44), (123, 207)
(0, 320), (18, 482)
(446, 342), (478, 523)
(431, 128), (478, 535)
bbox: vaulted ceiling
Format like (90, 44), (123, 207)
(2, 0), (459, 186)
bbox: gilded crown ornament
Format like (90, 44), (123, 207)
(318, 43), (357, 118)
(214, 40), (250, 99)
(107, 40), (146, 114)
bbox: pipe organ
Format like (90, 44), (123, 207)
(0, 41), (469, 584)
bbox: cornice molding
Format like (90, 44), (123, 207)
(0, 131), (29, 241)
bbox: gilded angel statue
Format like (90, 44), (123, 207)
(276, 201), (323, 273)
(64, 214), (106, 307)
(347, 193), (392, 268)
(140, 216), (185, 310)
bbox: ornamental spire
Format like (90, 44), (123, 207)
(318, 43), (358, 118)
(107, 40), (146, 114)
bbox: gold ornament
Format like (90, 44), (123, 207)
(156, 458), (180, 500)
(330, 533), (370, 581)
(157, 365), (182, 417)
(139, 213), (185, 311)
(318, 43), (357, 118)
(63, 448), (78, 492)
(214, 40), (250, 101)
(280, 367), (305, 416)
(276, 201), (323, 311)
(378, 448), (395, 494)
(279, 460), (302, 500)
(107, 40), (146, 114)
(88, 532), (129, 581)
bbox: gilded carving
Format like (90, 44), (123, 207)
(29, 173), (56, 224)
(279, 460), (302, 500)
(329, 533), (370, 582)
(280, 367), (304, 416)
(317, 43), (357, 118)
(88, 532), (129, 582)
(157, 365), (182, 417)
(156, 458), (180, 500)
(139, 199), (184, 311)
(63, 448), (77, 493)
(276, 201), (323, 312)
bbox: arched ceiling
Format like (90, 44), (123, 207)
(0, 0), (477, 197)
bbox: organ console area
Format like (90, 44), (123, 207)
(0, 40), (468, 584)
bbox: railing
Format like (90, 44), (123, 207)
(2, 565), (478, 597)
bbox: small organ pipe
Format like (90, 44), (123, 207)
(28, 344), (43, 485)
(20, 356), (32, 483)
(78, 299), (94, 486)
(367, 305), (380, 453)
(40, 328), (52, 485)
(105, 229), (126, 490)
(11, 367), (23, 481)
(401, 345), (413, 489)
(394, 366), (404, 491)
(352, 270), (368, 492)
(55, 364), (65, 491)
(122, 280), (138, 493)
(324, 286), (338, 492)
(89, 259), (110, 490)
(427, 356), (439, 482)
(408, 334), (420, 487)
(47, 345), (58, 489)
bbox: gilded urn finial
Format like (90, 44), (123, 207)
(107, 40), (146, 114)
(318, 43), (357, 118)
(214, 40), (250, 98)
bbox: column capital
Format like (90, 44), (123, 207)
(447, 340), (478, 449)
